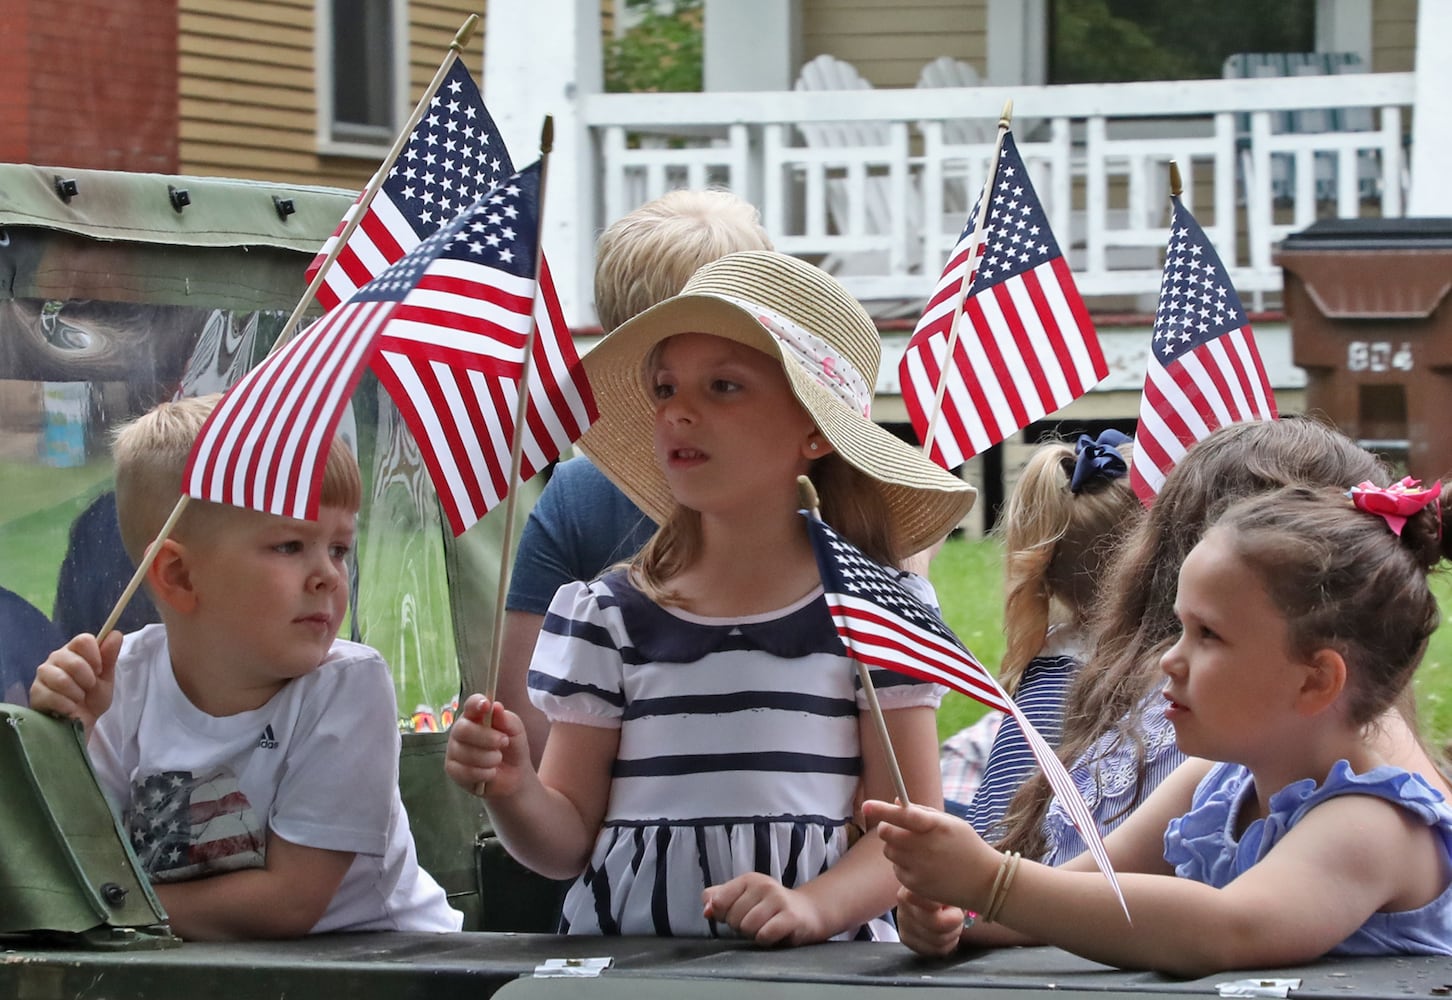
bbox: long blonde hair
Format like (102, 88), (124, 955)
(997, 436), (1139, 694)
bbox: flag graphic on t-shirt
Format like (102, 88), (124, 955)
(126, 770), (266, 882)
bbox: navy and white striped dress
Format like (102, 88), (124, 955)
(962, 626), (1088, 842)
(527, 569), (943, 939)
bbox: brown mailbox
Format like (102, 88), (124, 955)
(1278, 218), (1452, 482)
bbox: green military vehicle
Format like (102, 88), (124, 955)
(1, 162), (1448, 999)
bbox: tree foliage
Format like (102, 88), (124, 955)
(604, 0), (704, 94)
(1052, 0), (1316, 84)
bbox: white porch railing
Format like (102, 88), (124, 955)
(577, 72), (1413, 316)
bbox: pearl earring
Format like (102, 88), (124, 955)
(809, 442), (819, 452)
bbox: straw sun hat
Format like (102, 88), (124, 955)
(577, 250), (976, 556)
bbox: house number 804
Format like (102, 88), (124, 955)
(1347, 341), (1413, 373)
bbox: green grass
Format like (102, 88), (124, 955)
(926, 537), (1004, 741)
(0, 459), (117, 614)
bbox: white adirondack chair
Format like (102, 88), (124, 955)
(787, 54), (920, 308)
(916, 56), (990, 147)
(914, 56), (993, 268)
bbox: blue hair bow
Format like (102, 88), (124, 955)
(1069, 429), (1131, 494)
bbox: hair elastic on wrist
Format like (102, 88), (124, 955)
(983, 850), (1022, 923)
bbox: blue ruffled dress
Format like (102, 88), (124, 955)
(1164, 760), (1452, 956)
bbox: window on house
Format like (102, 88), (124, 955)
(321, 0), (404, 148)
(1048, 0), (1315, 83)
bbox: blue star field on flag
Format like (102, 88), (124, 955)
(1151, 202), (1249, 364)
(804, 513), (1008, 712)
(385, 60), (514, 233)
(967, 136), (1065, 292)
(356, 163), (541, 305)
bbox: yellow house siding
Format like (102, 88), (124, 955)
(178, 0), (324, 184)
(410, 0), (486, 96)
(802, 0), (986, 88)
(1373, 0), (1417, 73)
(179, 0), (486, 190)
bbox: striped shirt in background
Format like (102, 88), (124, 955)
(963, 651), (1080, 840)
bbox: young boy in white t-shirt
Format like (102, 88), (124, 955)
(31, 394), (461, 939)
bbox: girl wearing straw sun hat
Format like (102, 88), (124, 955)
(445, 251), (975, 943)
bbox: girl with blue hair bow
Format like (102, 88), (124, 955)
(943, 431), (1140, 835)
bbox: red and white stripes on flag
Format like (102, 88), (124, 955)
(309, 188), (411, 312)
(1129, 197), (1276, 503)
(183, 298), (386, 521)
(900, 132), (1107, 470)
(805, 514), (1127, 918)
(372, 258), (593, 533)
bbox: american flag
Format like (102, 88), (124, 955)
(187, 161), (592, 533)
(805, 513), (1125, 912)
(126, 770), (265, 883)
(183, 287), (384, 522)
(1129, 197), (1276, 503)
(305, 60), (510, 310)
(370, 161), (592, 533)
(900, 132), (1107, 469)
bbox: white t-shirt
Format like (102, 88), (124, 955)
(89, 624), (461, 933)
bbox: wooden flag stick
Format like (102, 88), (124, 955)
(1168, 159), (1183, 199)
(270, 14), (481, 354)
(475, 115), (557, 706)
(96, 494), (189, 643)
(797, 475), (911, 807)
(921, 99), (1013, 459)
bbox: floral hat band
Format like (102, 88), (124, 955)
(1069, 429), (1131, 494)
(1347, 476), (1442, 537)
(713, 293), (874, 418)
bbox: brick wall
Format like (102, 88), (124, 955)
(13, 0), (179, 172)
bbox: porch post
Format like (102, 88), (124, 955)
(483, 0), (601, 326)
(703, 0), (801, 91)
(1408, 0), (1452, 216)
(985, 0), (1047, 85)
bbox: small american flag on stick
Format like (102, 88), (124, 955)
(1129, 195), (1276, 503)
(805, 513), (1125, 915)
(186, 160), (592, 534)
(900, 132), (1107, 469)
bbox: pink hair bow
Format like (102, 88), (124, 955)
(1347, 477), (1442, 537)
